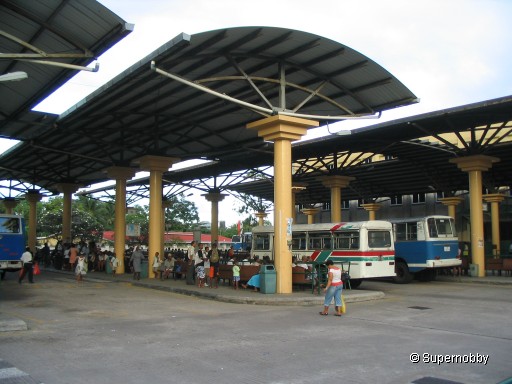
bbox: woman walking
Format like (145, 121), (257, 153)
(130, 246), (144, 280)
(319, 260), (343, 316)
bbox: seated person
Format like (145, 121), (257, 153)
(242, 273), (260, 291)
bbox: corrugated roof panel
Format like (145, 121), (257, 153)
(0, 0), (132, 139)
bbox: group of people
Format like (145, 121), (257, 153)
(18, 240), (347, 316)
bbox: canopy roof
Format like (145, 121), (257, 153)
(77, 95), (512, 209)
(0, 26), (418, 195)
(0, 0), (133, 141)
(227, 96), (512, 206)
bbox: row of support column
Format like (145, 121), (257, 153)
(0, 126), (504, 287)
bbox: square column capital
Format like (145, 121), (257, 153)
(138, 155), (180, 172)
(318, 175), (355, 188)
(203, 191), (227, 203)
(247, 115), (318, 141)
(56, 183), (80, 195)
(106, 166), (136, 180)
(483, 194), (506, 204)
(450, 155), (499, 172)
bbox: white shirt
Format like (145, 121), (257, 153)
(20, 251), (32, 264)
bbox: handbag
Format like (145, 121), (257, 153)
(33, 263), (41, 275)
(340, 295), (347, 314)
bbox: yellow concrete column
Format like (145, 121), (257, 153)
(450, 155), (499, 277)
(204, 191), (226, 244)
(139, 155), (179, 278)
(56, 183), (79, 244)
(106, 166), (136, 274)
(248, 115), (318, 294)
(291, 183), (307, 222)
(319, 175), (355, 223)
(255, 211), (267, 226)
(483, 194), (505, 257)
(361, 203), (381, 221)
(25, 190), (42, 253)
(3, 198), (17, 214)
(301, 207), (320, 224)
(438, 196), (464, 220)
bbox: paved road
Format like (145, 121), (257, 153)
(0, 272), (511, 384)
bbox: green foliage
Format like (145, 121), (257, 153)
(164, 194), (200, 231)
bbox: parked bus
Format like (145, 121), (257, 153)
(251, 221), (396, 289)
(231, 232), (252, 252)
(0, 214), (26, 280)
(390, 215), (460, 283)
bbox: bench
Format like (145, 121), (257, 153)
(292, 266), (313, 291)
(218, 264), (261, 286)
(502, 258), (512, 276)
(485, 258), (503, 276)
(169, 260), (187, 280)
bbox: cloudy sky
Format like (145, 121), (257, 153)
(15, 0), (512, 225)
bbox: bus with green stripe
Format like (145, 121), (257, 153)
(251, 221), (395, 289)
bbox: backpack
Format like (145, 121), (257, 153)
(211, 249), (219, 263)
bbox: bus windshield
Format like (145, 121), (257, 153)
(427, 217), (456, 238)
(0, 217), (21, 234)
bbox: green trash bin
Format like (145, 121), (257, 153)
(105, 258), (112, 274)
(140, 260), (149, 279)
(259, 265), (276, 294)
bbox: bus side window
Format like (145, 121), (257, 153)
(335, 235), (350, 249)
(350, 236), (359, 249)
(395, 223), (406, 241)
(254, 234), (270, 250)
(407, 223), (418, 240)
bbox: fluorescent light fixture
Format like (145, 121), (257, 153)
(0, 71), (28, 82)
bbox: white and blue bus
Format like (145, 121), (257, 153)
(251, 221), (396, 289)
(390, 215), (460, 283)
(231, 232), (252, 252)
(0, 214), (26, 280)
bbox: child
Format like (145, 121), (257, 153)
(75, 253), (87, 283)
(195, 262), (205, 288)
(110, 253), (119, 277)
(232, 260), (241, 290)
(152, 251), (161, 279)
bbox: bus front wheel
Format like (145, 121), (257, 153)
(394, 261), (413, 284)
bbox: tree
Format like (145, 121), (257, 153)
(164, 194), (200, 232)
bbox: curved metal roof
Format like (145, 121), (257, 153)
(0, 0), (133, 140)
(0, 26), (418, 194)
(227, 95), (512, 205)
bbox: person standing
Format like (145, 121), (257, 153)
(75, 253), (87, 283)
(69, 243), (78, 272)
(186, 241), (197, 285)
(110, 253), (119, 277)
(19, 247), (34, 284)
(209, 242), (220, 289)
(203, 246), (210, 287)
(319, 260), (343, 316)
(152, 251), (161, 279)
(130, 246), (144, 280)
(232, 260), (241, 290)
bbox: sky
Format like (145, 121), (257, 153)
(4, 0), (512, 226)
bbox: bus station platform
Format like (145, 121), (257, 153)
(47, 268), (386, 306)
(2, 268), (512, 334)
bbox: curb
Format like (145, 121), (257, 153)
(131, 280), (385, 306)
